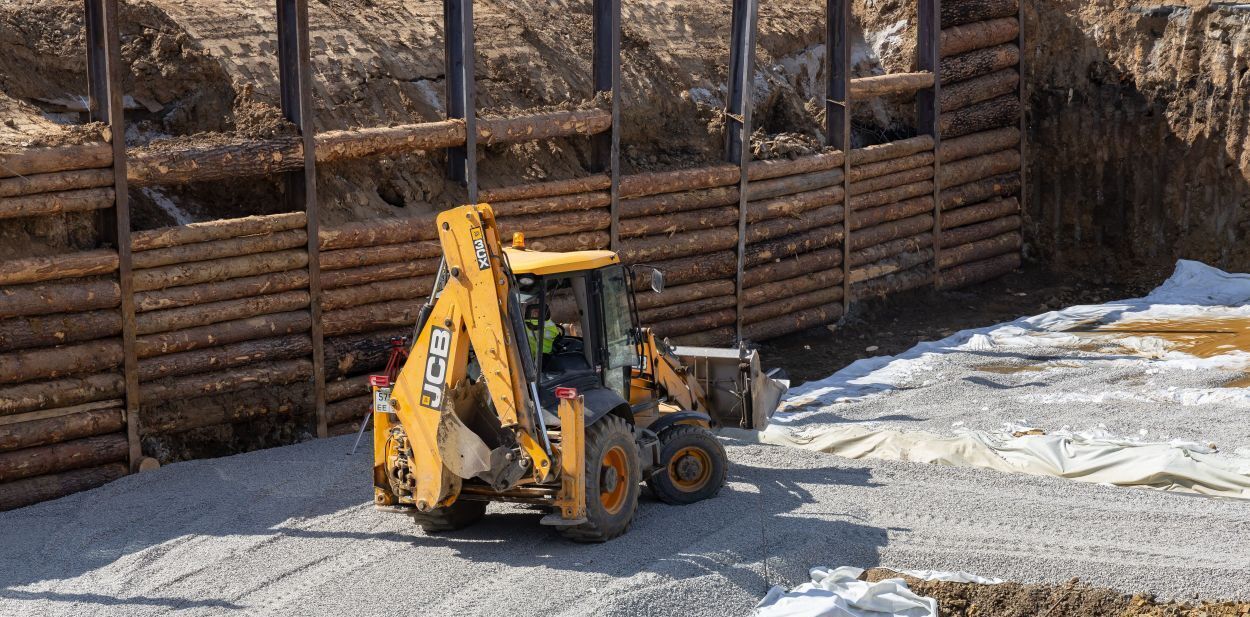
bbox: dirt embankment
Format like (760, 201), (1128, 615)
(1025, 0), (1250, 274)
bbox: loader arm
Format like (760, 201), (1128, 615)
(377, 205), (552, 511)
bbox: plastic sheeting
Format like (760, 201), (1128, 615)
(756, 567), (938, 617)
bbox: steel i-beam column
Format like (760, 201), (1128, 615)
(445, 0), (478, 204)
(827, 0), (852, 317)
(918, 0), (942, 285)
(592, 0), (622, 249)
(728, 0), (759, 344)
(277, 0), (327, 438)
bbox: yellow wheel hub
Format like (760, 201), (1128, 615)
(667, 446), (712, 492)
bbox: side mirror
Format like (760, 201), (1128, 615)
(650, 268), (665, 293)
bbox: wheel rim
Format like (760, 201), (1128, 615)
(599, 445), (630, 514)
(667, 446), (712, 492)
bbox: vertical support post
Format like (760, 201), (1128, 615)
(1016, 0), (1026, 238)
(592, 0), (622, 250)
(727, 0), (759, 344)
(86, 0), (140, 471)
(277, 0), (327, 438)
(918, 0), (942, 286)
(445, 0), (478, 204)
(827, 0), (853, 318)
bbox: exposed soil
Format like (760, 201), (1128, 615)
(863, 569), (1250, 617)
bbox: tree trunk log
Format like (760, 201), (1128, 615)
(850, 72), (934, 98)
(850, 248), (935, 284)
(480, 174), (611, 203)
(323, 277), (434, 312)
(327, 374), (371, 403)
(0, 250), (118, 286)
(0, 278), (120, 320)
(141, 385), (309, 435)
(325, 328), (410, 379)
(0, 373), (125, 416)
(942, 197), (1020, 229)
(619, 165), (739, 199)
(639, 295), (737, 324)
(132, 213), (308, 252)
(134, 270), (310, 313)
(0, 168), (115, 198)
(326, 395), (371, 426)
(940, 44), (1020, 83)
(132, 229), (307, 270)
(133, 250), (307, 292)
(941, 173), (1020, 209)
(670, 327), (736, 347)
(649, 309), (736, 338)
(852, 196), (934, 231)
(621, 206), (737, 239)
(939, 231), (1021, 269)
(747, 205), (844, 245)
(938, 252), (1021, 290)
(619, 187), (739, 219)
(743, 247), (843, 288)
(497, 209), (610, 239)
(849, 233), (933, 267)
(0, 187), (117, 220)
(128, 136), (304, 186)
(316, 121), (464, 162)
(138, 334), (313, 382)
(940, 17), (1020, 57)
(317, 216), (435, 250)
(642, 251), (738, 286)
(941, 0), (1020, 28)
(0, 144), (113, 179)
(490, 191), (611, 217)
(476, 110), (612, 145)
(618, 227), (739, 263)
(142, 359), (312, 403)
(747, 152), (843, 181)
(849, 180), (935, 211)
(939, 95), (1021, 139)
(940, 149), (1020, 188)
(525, 231), (610, 252)
(848, 152), (934, 183)
(749, 187), (844, 222)
(0, 462), (127, 512)
(849, 165), (935, 196)
(744, 266), (843, 307)
(939, 127), (1020, 164)
(745, 225), (845, 267)
(0, 407), (125, 453)
(851, 136), (935, 165)
(0, 340), (123, 386)
(136, 291), (310, 336)
(941, 69), (1019, 113)
(321, 243), (440, 271)
(323, 300), (422, 338)
(743, 302), (845, 341)
(0, 310), (121, 353)
(321, 259), (441, 290)
(135, 310), (312, 358)
(748, 169), (844, 202)
(851, 214), (934, 251)
(744, 286), (844, 325)
(853, 265), (934, 298)
(941, 214), (1022, 247)
(0, 433), (128, 483)
(634, 279), (736, 311)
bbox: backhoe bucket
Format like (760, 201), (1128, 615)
(671, 346), (789, 430)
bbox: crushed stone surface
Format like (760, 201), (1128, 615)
(2, 436), (1249, 616)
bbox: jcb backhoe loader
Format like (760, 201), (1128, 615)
(371, 203), (786, 542)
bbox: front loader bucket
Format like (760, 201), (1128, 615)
(671, 346), (789, 430)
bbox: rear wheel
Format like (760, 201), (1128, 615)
(646, 425), (727, 504)
(559, 415), (640, 542)
(412, 498), (487, 532)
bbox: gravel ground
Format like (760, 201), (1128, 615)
(2, 436), (1249, 616)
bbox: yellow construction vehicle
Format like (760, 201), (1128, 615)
(371, 203), (786, 542)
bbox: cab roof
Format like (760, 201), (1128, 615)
(503, 247), (619, 276)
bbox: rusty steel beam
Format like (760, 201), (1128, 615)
(592, 0), (622, 249)
(444, 0), (478, 204)
(919, 0), (943, 285)
(828, 0), (853, 318)
(727, 0), (759, 342)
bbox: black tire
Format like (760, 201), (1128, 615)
(559, 415), (641, 543)
(412, 498), (487, 532)
(646, 425), (727, 505)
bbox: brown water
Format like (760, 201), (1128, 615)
(1069, 317), (1250, 388)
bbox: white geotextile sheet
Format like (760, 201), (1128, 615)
(763, 260), (1250, 498)
(756, 567), (938, 617)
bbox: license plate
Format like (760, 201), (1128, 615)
(373, 387), (394, 414)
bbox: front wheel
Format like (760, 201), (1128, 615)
(559, 415), (640, 542)
(412, 498), (487, 532)
(646, 425), (727, 504)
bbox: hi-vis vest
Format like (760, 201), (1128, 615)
(526, 319), (559, 358)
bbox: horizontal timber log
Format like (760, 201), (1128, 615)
(141, 385), (309, 436)
(327, 374), (371, 403)
(942, 197), (1021, 229)
(0, 407), (124, 453)
(940, 149), (1021, 188)
(938, 253), (1022, 290)
(639, 295), (736, 324)
(0, 250), (118, 286)
(849, 72), (934, 98)
(742, 247), (843, 288)
(0, 373), (125, 416)
(942, 215), (1022, 247)
(135, 310), (312, 358)
(0, 433), (128, 484)
(670, 327), (736, 347)
(132, 229), (308, 270)
(0, 168), (115, 198)
(848, 152), (934, 183)
(850, 214), (934, 251)
(323, 277), (433, 312)
(851, 136), (935, 165)
(743, 286), (844, 325)
(322, 259), (440, 290)
(852, 196), (934, 231)
(132, 212), (308, 252)
(941, 0), (1019, 28)
(850, 165), (935, 196)
(317, 216), (434, 250)
(0, 188), (116, 220)
(136, 291), (310, 336)
(480, 174), (611, 203)
(633, 280), (737, 311)
(743, 266), (843, 307)
(133, 250), (307, 292)
(325, 328), (410, 380)
(476, 109), (612, 145)
(497, 209), (610, 239)
(323, 300), (422, 338)
(850, 248), (935, 284)
(743, 302), (844, 341)
(620, 206), (736, 239)
(941, 69), (1019, 113)
(0, 309), (121, 352)
(619, 227), (738, 263)
(321, 243), (440, 271)
(848, 233), (933, 268)
(941, 173), (1021, 209)
(940, 95), (1022, 139)
(527, 231), (610, 252)
(134, 270), (310, 313)
(939, 232), (1022, 269)
(853, 265), (934, 299)
(640, 251), (737, 286)
(0, 340), (123, 386)
(940, 44), (1020, 84)
(747, 205), (844, 245)
(327, 395), (370, 426)
(849, 180), (935, 211)
(940, 17), (1020, 57)
(328, 421), (361, 438)
(0, 463), (128, 512)
(138, 334), (313, 382)
(939, 128), (1020, 164)
(649, 308), (736, 338)
(142, 359), (313, 403)
(0, 278), (120, 320)
(619, 187), (738, 219)
(490, 192), (611, 217)
(747, 152), (843, 181)
(745, 225), (845, 268)
(0, 144), (112, 179)
(316, 120), (463, 161)
(619, 165), (739, 199)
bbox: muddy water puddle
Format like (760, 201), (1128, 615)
(1067, 317), (1250, 388)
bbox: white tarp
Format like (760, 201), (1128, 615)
(756, 567), (938, 617)
(763, 261), (1250, 499)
